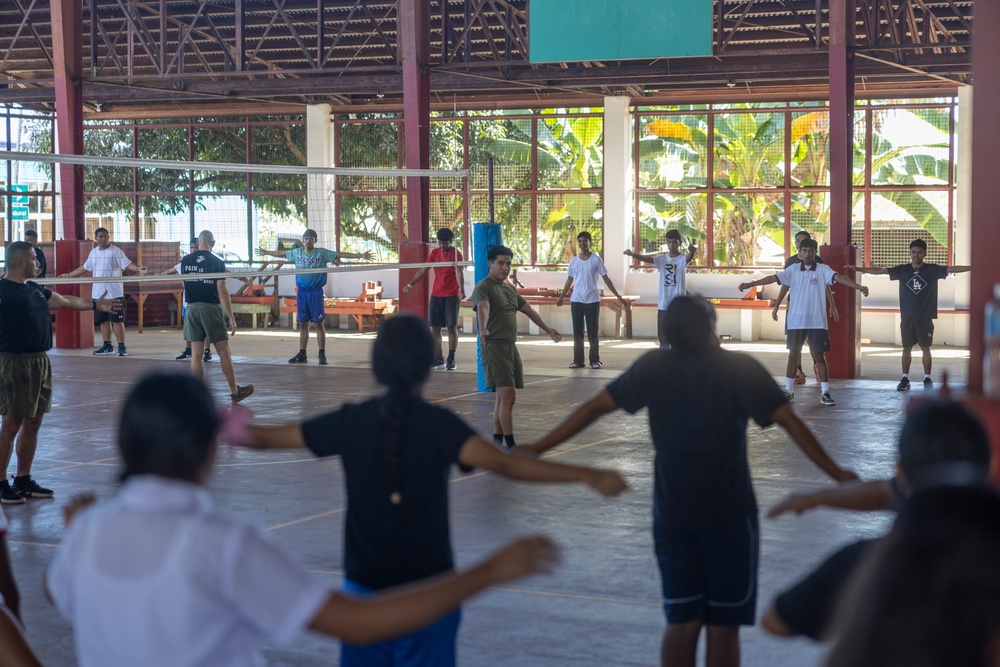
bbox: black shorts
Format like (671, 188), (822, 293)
(786, 329), (830, 355)
(94, 297), (125, 324)
(901, 318), (934, 348)
(654, 514), (759, 626)
(428, 295), (460, 328)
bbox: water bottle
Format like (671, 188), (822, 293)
(984, 284), (1000, 396)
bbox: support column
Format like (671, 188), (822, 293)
(955, 87), (972, 312)
(52, 0), (88, 348)
(398, 0), (431, 319)
(823, 0), (860, 379)
(603, 97), (632, 328)
(306, 104), (335, 295)
(970, 1), (1000, 391)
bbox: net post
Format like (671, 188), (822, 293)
(54, 240), (95, 349)
(472, 222), (504, 392)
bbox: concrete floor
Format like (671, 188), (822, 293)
(8, 324), (970, 666)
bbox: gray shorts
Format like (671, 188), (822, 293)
(0, 352), (52, 419)
(184, 302), (229, 344)
(482, 340), (524, 389)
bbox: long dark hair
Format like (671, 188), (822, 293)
(118, 373), (219, 482)
(371, 315), (435, 506)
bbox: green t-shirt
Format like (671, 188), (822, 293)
(470, 277), (526, 343)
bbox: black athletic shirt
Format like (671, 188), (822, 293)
(179, 250), (226, 304)
(301, 397), (474, 590)
(887, 263), (949, 320)
(607, 347), (787, 524)
(0, 279), (53, 353)
(34, 246), (47, 279)
(783, 255), (825, 268)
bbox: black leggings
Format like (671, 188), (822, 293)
(571, 301), (601, 363)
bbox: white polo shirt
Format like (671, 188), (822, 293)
(653, 254), (689, 310)
(775, 261), (836, 330)
(83, 244), (131, 299)
(568, 253), (607, 304)
(47, 476), (330, 667)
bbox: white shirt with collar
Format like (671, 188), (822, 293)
(47, 475), (330, 667)
(775, 261), (836, 330)
(83, 244), (131, 299)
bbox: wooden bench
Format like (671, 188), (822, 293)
(231, 302), (273, 329)
(280, 281), (398, 333)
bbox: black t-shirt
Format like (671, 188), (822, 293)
(607, 347), (786, 524)
(773, 539), (874, 640)
(179, 250), (226, 304)
(887, 263), (949, 320)
(301, 397), (474, 590)
(783, 255), (825, 269)
(0, 279), (53, 353)
(34, 247), (47, 279)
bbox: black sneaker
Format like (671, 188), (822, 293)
(0, 481), (25, 505)
(231, 385), (254, 403)
(896, 377), (910, 391)
(820, 392), (836, 406)
(11, 475), (52, 499)
(924, 377), (933, 389)
(288, 353), (307, 364)
(117, 345), (128, 357)
(446, 358), (456, 370)
(93, 343), (114, 355)
(318, 353), (328, 366)
(175, 349), (192, 361)
(203, 350), (212, 363)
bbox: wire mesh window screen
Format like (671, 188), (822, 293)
(790, 111), (829, 187)
(638, 114), (709, 190)
(714, 192), (786, 266)
(469, 192), (532, 262)
(536, 193), (603, 265)
(713, 112), (785, 188)
(637, 192), (708, 262)
(536, 116), (603, 190)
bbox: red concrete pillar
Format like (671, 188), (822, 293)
(969, 0), (1000, 391)
(825, 0), (859, 378)
(398, 0), (431, 320)
(51, 0), (90, 349)
(54, 240), (95, 349)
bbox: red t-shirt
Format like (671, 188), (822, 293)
(428, 246), (463, 297)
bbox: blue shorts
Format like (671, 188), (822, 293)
(340, 579), (461, 667)
(654, 513), (759, 626)
(296, 288), (326, 323)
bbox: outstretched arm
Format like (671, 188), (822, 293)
(770, 403), (858, 483)
(58, 265), (88, 279)
(832, 273), (869, 297)
(843, 265), (887, 275)
(257, 248), (286, 259)
(338, 250), (373, 261)
(524, 390), (620, 455)
(518, 303), (561, 343)
(46, 293), (120, 313)
(309, 536), (559, 645)
(738, 274), (778, 292)
(245, 424), (307, 449)
(458, 435), (627, 497)
(124, 261), (146, 276)
(767, 479), (896, 518)
(948, 265), (972, 273)
(403, 267), (430, 293)
(624, 249), (655, 264)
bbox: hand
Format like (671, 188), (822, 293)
(479, 329), (490, 345)
(623, 249), (633, 257)
(255, 247), (269, 257)
(586, 469), (628, 498)
(548, 329), (562, 344)
(829, 303), (840, 323)
(58, 272), (71, 278)
(485, 535), (561, 582)
(62, 493), (97, 527)
(135, 265), (147, 276)
(402, 284), (412, 293)
(844, 265), (857, 272)
(360, 250), (373, 261)
(96, 296), (122, 313)
(766, 492), (820, 519)
(834, 469), (860, 484)
(459, 290), (466, 301)
(688, 244), (697, 255)
(859, 286), (869, 297)
(771, 308), (779, 322)
(228, 315), (237, 336)
(556, 296), (564, 307)
(738, 282), (751, 292)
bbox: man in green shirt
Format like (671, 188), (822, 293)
(471, 246), (561, 450)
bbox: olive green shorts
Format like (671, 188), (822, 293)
(0, 352), (52, 419)
(482, 340), (524, 389)
(184, 302), (230, 344)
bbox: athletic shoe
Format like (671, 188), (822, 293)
(446, 359), (456, 370)
(12, 475), (53, 499)
(117, 345), (127, 357)
(175, 349), (192, 360)
(203, 350), (212, 363)
(924, 377), (933, 389)
(288, 353), (307, 364)
(896, 377), (911, 391)
(794, 369), (807, 385)
(93, 343), (114, 355)
(591, 362), (603, 369)
(784, 391), (794, 402)
(318, 353), (328, 366)
(432, 358), (446, 369)
(821, 392), (836, 406)
(230, 385), (254, 403)
(568, 361), (586, 369)
(0, 481), (25, 505)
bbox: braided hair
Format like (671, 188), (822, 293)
(372, 315), (435, 506)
